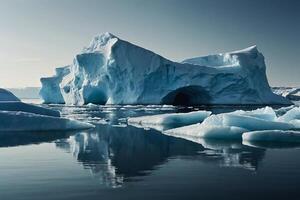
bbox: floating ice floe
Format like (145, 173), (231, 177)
(242, 130), (300, 143)
(128, 110), (211, 126)
(277, 107), (300, 122)
(0, 88), (95, 131)
(164, 124), (247, 140)
(0, 111), (94, 131)
(157, 106), (300, 143)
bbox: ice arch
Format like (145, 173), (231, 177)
(161, 86), (211, 105)
(82, 87), (108, 104)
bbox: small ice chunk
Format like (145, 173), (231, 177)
(278, 107), (300, 122)
(290, 119), (300, 129)
(275, 105), (295, 116)
(223, 114), (293, 131)
(128, 110), (211, 126)
(232, 106), (277, 121)
(242, 130), (300, 143)
(164, 124), (246, 140)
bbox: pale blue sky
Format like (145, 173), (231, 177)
(0, 0), (299, 87)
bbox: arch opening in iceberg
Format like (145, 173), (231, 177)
(161, 86), (211, 105)
(82, 87), (108, 105)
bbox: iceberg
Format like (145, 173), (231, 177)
(40, 32), (290, 105)
(40, 66), (70, 104)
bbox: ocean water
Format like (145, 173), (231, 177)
(0, 103), (300, 200)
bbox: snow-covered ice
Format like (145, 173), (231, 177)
(153, 106), (300, 142)
(164, 124), (246, 140)
(278, 107), (300, 122)
(222, 114), (293, 131)
(40, 32), (290, 105)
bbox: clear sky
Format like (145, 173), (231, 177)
(0, 0), (299, 88)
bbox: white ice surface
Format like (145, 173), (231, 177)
(128, 110), (211, 125)
(278, 107), (300, 122)
(162, 106), (300, 141)
(164, 124), (246, 140)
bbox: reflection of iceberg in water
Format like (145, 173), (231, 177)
(57, 132), (123, 188)
(55, 124), (267, 188)
(163, 133), (266, 171)
(0, 130), (79, 148)
(198, 139), (265, 171)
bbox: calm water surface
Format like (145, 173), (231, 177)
(0, 103), (300, 200)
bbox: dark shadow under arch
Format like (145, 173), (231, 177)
(161, 86), (211, 106)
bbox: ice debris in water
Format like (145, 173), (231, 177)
(164, 124), (247, 140)
(132, 105), (300, 143)
(242, 130), (300, 143)
(128, 110), (211, 126)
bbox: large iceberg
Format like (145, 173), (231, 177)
(40, 32), (290, 105)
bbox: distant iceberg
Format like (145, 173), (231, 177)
(0, 88), (94, 131)
(40, 32), (290, 105)
(273, 87), (300, 101)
